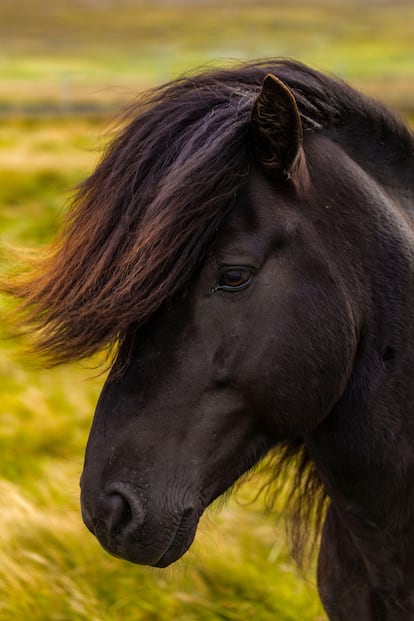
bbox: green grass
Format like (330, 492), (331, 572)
(0, 474), (325, 621)
(0, 118), (104, 244)
(0, 0), (413, 113)
(0, 116), (327, 620)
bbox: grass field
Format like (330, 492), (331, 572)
(1, 0), (413, 114)
(0, 1), (413, 620)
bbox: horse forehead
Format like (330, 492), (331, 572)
(223, 168), (293, 238)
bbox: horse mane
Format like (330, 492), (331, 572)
(3, 59), (411, 565)
(4, 58), (411, 364)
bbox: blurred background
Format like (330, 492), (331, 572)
(0, 1), (412, 620)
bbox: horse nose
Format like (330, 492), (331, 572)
(81, 484), (145, 540)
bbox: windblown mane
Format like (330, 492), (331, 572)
(4, 59), (411, 364)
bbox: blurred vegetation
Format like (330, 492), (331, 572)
(0, 1), (412, 620)
(0, 0), (413, 115)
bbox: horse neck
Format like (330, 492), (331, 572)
(304, 148), (414, 612)
(307, 334), (414, 615)
(332, 114), (414, 217)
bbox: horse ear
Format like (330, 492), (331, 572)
(251, 74), (305, 183)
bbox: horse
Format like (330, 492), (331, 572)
(5, 59), (414, 620)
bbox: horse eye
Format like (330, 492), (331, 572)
(214, 267), (254, 292)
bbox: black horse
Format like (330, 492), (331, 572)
(6, 60), (414, 620)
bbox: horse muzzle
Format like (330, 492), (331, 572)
(80, 481), (201, 566)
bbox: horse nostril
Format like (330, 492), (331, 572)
(102, 486), (145, 538)
(105, 493), (132, 536)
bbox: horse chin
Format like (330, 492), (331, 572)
(152, 508), (200, 568)
(152, 532), (196, 568)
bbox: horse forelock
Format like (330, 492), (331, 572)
(6, 75), (256, 363)
(4, 59), (411, 364)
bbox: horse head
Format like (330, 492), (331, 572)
(79, 74), (359, 567)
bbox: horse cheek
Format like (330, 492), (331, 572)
(237, 289), (357, 438)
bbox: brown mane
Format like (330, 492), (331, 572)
(3, 59), (411, 364)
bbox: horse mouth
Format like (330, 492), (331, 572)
(98, 506), (200, 567)
(152, 508), (200, 568)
